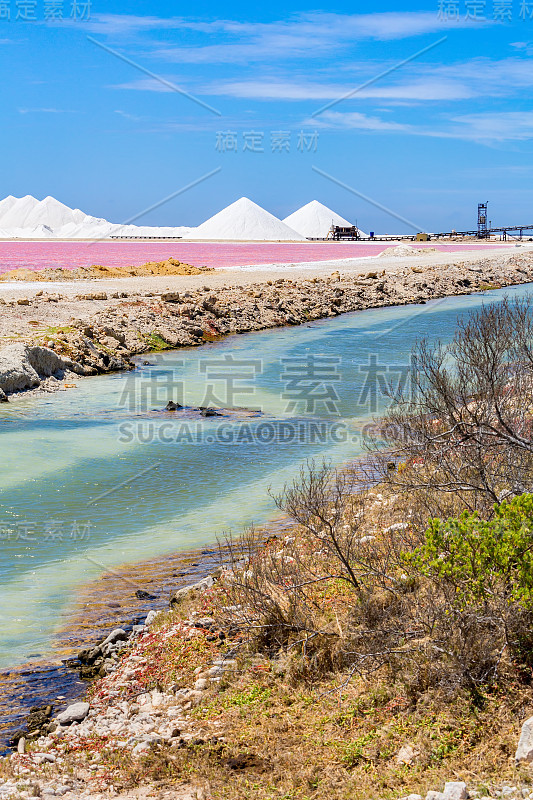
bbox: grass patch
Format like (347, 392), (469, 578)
(126, 666), (530, 800)
(478, 282), (502, 291)
(40, 325), (75, 336)
(144, 332), (174, 351)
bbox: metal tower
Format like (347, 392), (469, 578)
(478, 202), (489, 239)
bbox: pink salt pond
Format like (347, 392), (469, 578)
(0, 240), (511, 275)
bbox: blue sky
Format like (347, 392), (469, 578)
(2, 0), (533, 232)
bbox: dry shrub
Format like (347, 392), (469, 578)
(217, 461), (533, 703)
(364, 295), (533, 518)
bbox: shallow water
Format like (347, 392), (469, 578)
(0, 284), (530, 672)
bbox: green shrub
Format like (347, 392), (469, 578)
(408, 493), (533, 610)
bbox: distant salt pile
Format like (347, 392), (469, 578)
(378, 244), (437, 257)
(189, 197), (304, 241)
(0, 193), (377, 242)
(0, 195), (100, 230)
(0, 194), (113, 239)
(0, 195), (192, 239)
(111, 224), (192, 239)
(0, 195), (19, 217)
(283, 200), (366, 239)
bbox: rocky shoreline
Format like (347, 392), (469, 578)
(1, 249), (533, 399)
(3, 547), (533, 800)
(0, 566), (244, 800)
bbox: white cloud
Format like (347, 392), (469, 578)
(511, 41), (533, 55)
(68, 14), (184, 35)
(112, 56), (533, 108)
(17, 108), (79, 114)
(155, 14), (458, 64)
(439, 56), (533, 89)
(203, 57), (533, 103)
(85, 10), (461, 41)
(114, 109), (143, 121)
(205, 78), (475, 102)
(309, 109), (533, 143)
(446, 111), (533, 141)
(113, 78), (177, 93)
(308, 111), (412, 132)
(84, 11), (476, 64)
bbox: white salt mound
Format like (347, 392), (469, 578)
(0, 195), (100, 229)
(0, 195), (19, 217)
(111, 223), (192, 239)
(29, 196), (88, 228)
(378, 244), (438, 257)
(378, 244), (419, 257)
(0, 194), (105, 234)
(189, 197), (304, 241)
(0, 193), (365, 241)
(283, 200), (367, 239)
(0, 194), (193, 239)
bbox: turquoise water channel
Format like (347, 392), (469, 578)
(0, 285), (529, 667)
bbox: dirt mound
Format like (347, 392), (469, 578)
(0, 258), (213, 281)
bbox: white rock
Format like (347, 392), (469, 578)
(426, 793), (445, 800)
(56, 702), (90, 725)
(144, 610), (161, 627)
(150, 690), (164, 707)
(33, 753), (56, 764)
(194, 678), (208, 691)
(170, 576), (215, 607)
(137, 693), (151, 706)
(396, 744), (417, 765)
(132, 741), (151, 757)
(101, 628), (127, 647)
(0, 344), (82, 396)
(516, 717), (533, 763)
(206, 667), (223, 677)
(384, 522), (409, 533)
(444, 784), (468, 800)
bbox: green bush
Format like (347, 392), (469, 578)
(407, 493), (533, 610)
